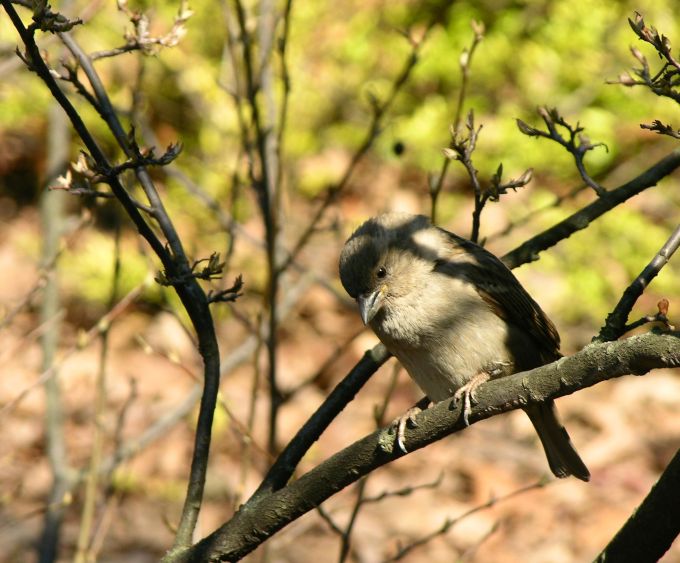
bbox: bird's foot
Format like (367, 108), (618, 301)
(392, 397), (431, 453)
(453, 371), (491, 426)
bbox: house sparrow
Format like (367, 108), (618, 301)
(339, 213), (590, 481)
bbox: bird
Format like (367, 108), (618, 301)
(339, 212), (590, 481)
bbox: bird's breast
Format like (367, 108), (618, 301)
(372, 284), (514, 402)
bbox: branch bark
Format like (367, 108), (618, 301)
(174, 331), (680, 561)
(595, 447), (680, 562)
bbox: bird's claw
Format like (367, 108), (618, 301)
(453, 371), (491, 426)
(393, 406), (422, 453)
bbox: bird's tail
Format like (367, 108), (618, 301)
(525, 400), (590, 482)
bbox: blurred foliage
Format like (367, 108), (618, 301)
(0, 0), (678, 334)
(59, 232), (153, 304)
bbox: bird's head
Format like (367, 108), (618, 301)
(339, 213), (441, 325)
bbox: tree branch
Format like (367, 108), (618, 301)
(177, 331), (680, 562)
(502, 148), (680, 268)
(252, 343), (391, 499)
(595, 447), (680, 562)
(1, 2), (224, 548)
(597, 224), (680, 342)
(277, 23), (436, 275)
(517, 107), (608, 196)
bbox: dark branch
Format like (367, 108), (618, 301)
(2, 0), (172, 265)
(444, 110), (532, 243)
(2, 3), (226, 549)
(251, 344), (391, 499)
(594, 447), (680, 562)
(596, 225), (680, 342)
(502, 148), (680, 269)
(207, 275), (244, 304)
(621, 13), (680, 103)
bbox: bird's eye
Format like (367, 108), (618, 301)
(376, 266), (387, 279)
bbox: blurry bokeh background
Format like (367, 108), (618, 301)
(1, 0), (679, 561)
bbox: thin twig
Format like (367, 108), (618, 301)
(278, 23), (436, 274)
(0, 282), (146, 417)
(384, 481), (548, 561)
(362, 473), (443, 506)
(2, 1), (171, 264)
(227, 0), (283, 455)
(338, 479), (368, 562)
(517, 106), (607, 195)
(430, 20), (484, 224)
(443, 111), (531, 243)
(321, 364), (407, 563)
(621, 298), (675, 333)
(74, 224), (122, 562)
(58, 32), (187, 259)
(1, 212), (89, 333)
(596, 224), (680, 342)
(613, 13), (680, 105)
(37, 99), (70, 563)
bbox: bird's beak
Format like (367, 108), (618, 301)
(357, 288), (383, 325)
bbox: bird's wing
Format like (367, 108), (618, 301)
(436, 228), (561, 359)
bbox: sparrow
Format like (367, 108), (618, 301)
(339, 212), (589, 481)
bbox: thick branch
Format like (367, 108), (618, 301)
(178, 331), (680, 562)
(595, 447), (680, 562)
(502, 148), (680, 269)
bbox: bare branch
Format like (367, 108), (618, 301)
(517, 107), (607, 195)
(2, 6), (227, 547)
(37, 99), (71, 563)
(624, 13), (680, 100)
(502, 148), (680, 269)
(595, 447), (680, 562)
(74, 226), (122, 562)
(178, 331), (680, 562)
(279, 22), (436, 274)
(0, 281), (146, 417)
(443, 111), (532, 243)
(641, 119), (680, 139)
(89, 0), (193, 59)
(597, 224), (680, 342)
(622, 298), (675, 333)
(207, 275), (244, 304)
(430, 20), (485, 224)
(384, 480), (546, 562)
(28, 0), (82, 33)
